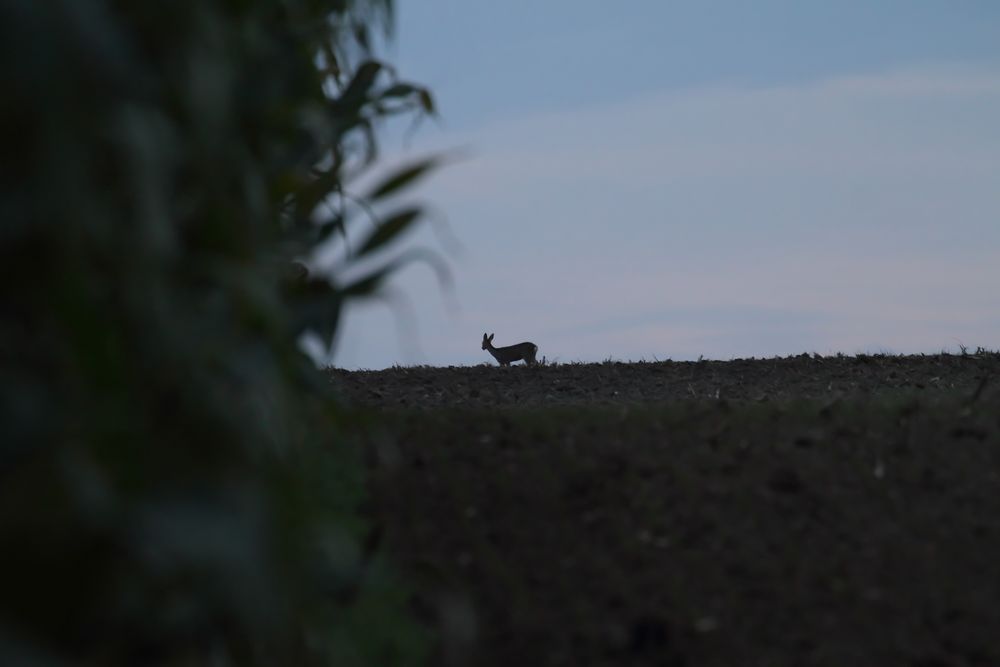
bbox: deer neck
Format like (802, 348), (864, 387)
(486, 343), (502, 362)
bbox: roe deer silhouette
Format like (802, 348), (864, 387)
(482, 333), (538, 366)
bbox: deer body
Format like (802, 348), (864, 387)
(482, 333), (538, 366)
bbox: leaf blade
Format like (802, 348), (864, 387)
(367, 156), (443, 201)
(355, 207), (421, 257)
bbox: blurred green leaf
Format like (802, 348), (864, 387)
(0, 0), (447, 665)
(335, 60), (387, 112)
(293, 281), (344, 347)
(343, 247), (452, 299)
(355, 206), (421, 257)
(318, 214), (347, 243)
(418, 89), (436, 116)
(297, 168), (344, 223)
(380, 82), (421, 99)
(367, 156), (446, 201)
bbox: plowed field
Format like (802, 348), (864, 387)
(331, 353), (1000, 667)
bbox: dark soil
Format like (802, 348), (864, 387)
(331, 353), (1000, 667)
(331, 352), (995, 408)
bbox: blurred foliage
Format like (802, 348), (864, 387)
(0, 0), (443, 664)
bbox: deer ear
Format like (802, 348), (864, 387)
(489, 333), (494, 340)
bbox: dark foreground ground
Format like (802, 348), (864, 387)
(330, 353), (1000, 667)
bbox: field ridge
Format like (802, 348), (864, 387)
(330, 351), (999, 409)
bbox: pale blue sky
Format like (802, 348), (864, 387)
(317, 1), (1000, 368)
